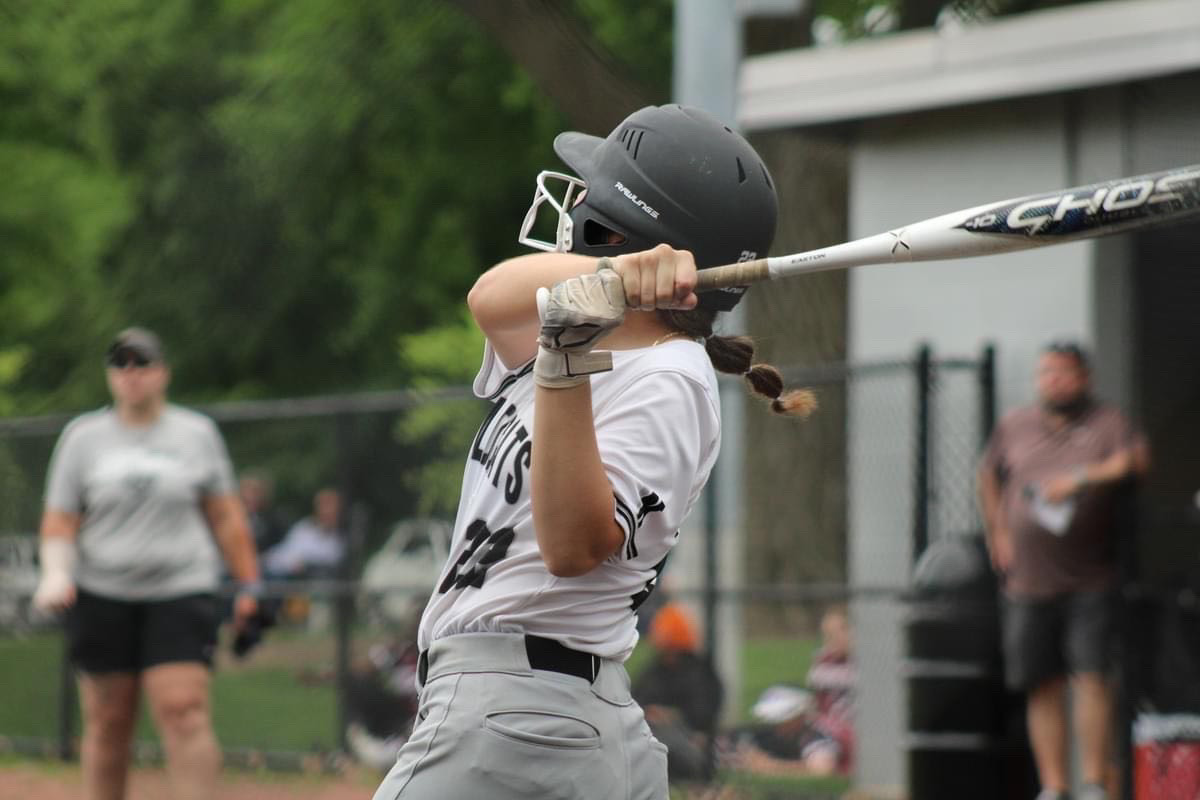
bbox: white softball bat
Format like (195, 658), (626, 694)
(696, 163), (1200, 291)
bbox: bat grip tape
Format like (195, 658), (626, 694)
(695, 259), (770, 291)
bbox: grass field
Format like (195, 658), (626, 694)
(0, 628), (818, 753)
(0, 759), (847, 800)
(0, 630), (339, 752)
(0, 630), (844, 798)
(0, 753), (380, 800)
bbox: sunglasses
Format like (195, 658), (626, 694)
(107, 350), (153, 369)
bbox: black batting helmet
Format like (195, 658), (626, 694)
(520, 104), (778, 312)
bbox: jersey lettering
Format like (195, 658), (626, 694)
(470, 397), (508, 464)
(438, 519), (516, 593)
(470, 394), (533, 507)
(483, 407), (521, 475)
(504, 440), (533, 504)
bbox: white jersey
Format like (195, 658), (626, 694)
(417, 338), (721, 662)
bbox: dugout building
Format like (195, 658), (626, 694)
(736, 0), (1200, 794)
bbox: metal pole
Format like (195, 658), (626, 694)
(1116, 482), (1139, 800)
(701, 478), (719, 780)
(333, 413), (355, 754)
(979, 343), (997, 443)
(913, 344), (932, 563)
(702, 482), (718, 666)
(57, 631), (76, 760)
(674, 0), (744, 731)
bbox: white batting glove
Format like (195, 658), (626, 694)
(533, 265), (626, 389)
(33, 536), (77, 613)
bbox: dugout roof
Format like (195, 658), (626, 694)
(738, 0), (1200, 130)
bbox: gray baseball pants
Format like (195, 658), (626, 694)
(370, 632), (669, 800)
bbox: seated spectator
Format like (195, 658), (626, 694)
(722, 606), (856, 777)
(262, 487), (346, 579)
(727, 685), (838, 776)
(239, 471), (287, 554)
(345, 634), (422, 772)
(807, 604), (856, 772)
(632, 603), (724, 783)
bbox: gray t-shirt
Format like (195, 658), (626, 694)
(44, 405), (237, 600)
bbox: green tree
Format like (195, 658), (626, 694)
(0, 0), (676, 524)
(393, 306), (485, 516)
(0, 0), (570, 412)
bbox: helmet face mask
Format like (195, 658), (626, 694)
(518, 170), (586, 253)
(517, 104), (778, 312)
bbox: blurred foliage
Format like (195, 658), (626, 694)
(0, 0), (575, 413)
(0, 0), (1093, 519)
(574, 0), (673, 97)
(393, 305), (486, 517)
(813, 0), (1099, 40)
(0, 0), (669, 522)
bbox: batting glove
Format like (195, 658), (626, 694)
(32, 536), (77, 613)
(533, 264), (626, 388)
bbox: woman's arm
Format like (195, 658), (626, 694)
(204, 494), (261, 625)
(470, 251), (623, 575)
(532, 382), (626, 576)
(467, 253), (599, 369)
(33, 510), (81, 612)
(529, 246), (698, 577)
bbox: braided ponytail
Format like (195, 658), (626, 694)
(660, 310), (817, 418)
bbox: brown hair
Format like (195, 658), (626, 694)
(660, 308), (817, 418)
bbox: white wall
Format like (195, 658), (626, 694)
(848, 97), (1095, 405)
(846, 95), (1099, 794)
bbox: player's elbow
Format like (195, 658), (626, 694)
(537, 518), (624, 578)
(543, 553), (599, 578)
(542, 546), (615, 577)
(466, 279), (492, 332)
(540, 537), (609, 578)
(466, 262), (514, 334)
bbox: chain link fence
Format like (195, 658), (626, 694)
(0, 347), (995, 799)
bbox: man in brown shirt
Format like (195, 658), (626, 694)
(978, 341), (1149, 800)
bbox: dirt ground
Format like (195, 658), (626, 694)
(0, 762), (378, 800)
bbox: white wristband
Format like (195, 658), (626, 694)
(237, 580), (264, 598)
(533, 346), (613, 389)
(33, 537), (77, 612)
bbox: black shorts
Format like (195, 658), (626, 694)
(1002, 590), (1115, 691)
(67, 589), (221, 674)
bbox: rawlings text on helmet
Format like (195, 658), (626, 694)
(614, 181), (660, 219)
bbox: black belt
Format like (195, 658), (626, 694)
(418, 635), (599, 685)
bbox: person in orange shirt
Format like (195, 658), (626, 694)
(632, 603), (724, 783)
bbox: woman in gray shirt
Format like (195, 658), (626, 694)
(32, 327), (261, 800)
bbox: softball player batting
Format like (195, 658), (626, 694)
(371, 104), (812, 800)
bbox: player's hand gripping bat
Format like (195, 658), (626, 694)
(696, 164), (1200, 291)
